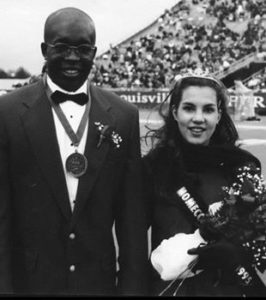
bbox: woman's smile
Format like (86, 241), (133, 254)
(172, 86), (221, 145)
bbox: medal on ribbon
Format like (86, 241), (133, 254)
(66, 150), (88, 178)
(45, 79), (92, 178)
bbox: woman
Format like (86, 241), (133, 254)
(143, 70), (266, 296)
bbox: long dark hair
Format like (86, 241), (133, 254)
(146, 76), (238, 152)
(144, 75), (239, 197)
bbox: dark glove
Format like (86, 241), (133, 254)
(188, 240), (266, 296)
(187, 239), (241, 272)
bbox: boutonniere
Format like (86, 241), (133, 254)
(94, 122), (122, 149)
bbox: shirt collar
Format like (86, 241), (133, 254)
(47, 75), (88, 95)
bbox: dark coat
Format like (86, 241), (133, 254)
(0, 79), (148, 296)
(143, 144), (261, 296)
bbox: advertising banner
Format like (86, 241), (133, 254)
(112, 89), (266, 113)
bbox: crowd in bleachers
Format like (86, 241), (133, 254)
(90, 0), (266, 89)
(245, 65), (266, 90)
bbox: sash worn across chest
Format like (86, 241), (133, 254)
(176, 186), (205, 222)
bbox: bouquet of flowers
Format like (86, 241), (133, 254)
(151, 163), (266, 295)
(199, 164), (266, 273)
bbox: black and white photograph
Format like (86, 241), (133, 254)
(0, 0), (266, 296)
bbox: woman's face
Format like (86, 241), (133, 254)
(172, 85), (221, 145)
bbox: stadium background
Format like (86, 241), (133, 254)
(1, 0), (266, 177)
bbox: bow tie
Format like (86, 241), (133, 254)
(51, 90), (88, 106)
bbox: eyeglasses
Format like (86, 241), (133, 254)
(46, 43), (96, 58)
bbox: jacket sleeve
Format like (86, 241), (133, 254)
(141, 155), (155, 230)
(234, 263), (266, 296)
(115, 108), (149, 295)
(0, 109), (13, 293)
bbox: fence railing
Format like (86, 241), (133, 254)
(213, 52), (257, 79)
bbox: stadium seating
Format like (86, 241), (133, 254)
(91, 0), (266, 90)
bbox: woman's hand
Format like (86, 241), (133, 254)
(187, 239), (241, 271)
(188, 239), (266, 296)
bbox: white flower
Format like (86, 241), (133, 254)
(151, 229), (206, 281)
(208, 201), (224, 216)
(94, 122), (122, 148)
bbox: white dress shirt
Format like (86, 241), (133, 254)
(47, 76), (89, 211)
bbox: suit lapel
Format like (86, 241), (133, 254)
(21, 81), (72, 221)
(71, 85), (115, 227)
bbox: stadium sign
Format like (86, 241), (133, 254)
(229, 94), (266, 109)
(1, 87), (266, 112)
(114, 90), (169, 108)
(112, 89), (266, 111)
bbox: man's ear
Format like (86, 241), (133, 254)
(92, 46), (97, 60)
(41, 43), (48, 59)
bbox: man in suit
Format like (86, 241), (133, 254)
(0, 7), (148, 295)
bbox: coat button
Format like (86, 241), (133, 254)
(69, 233), (75, 240)
(69, 265), (75, 272)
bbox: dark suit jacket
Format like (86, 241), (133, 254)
(0, 79), (148, 296)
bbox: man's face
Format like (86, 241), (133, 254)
(42, 15), (96, 91)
